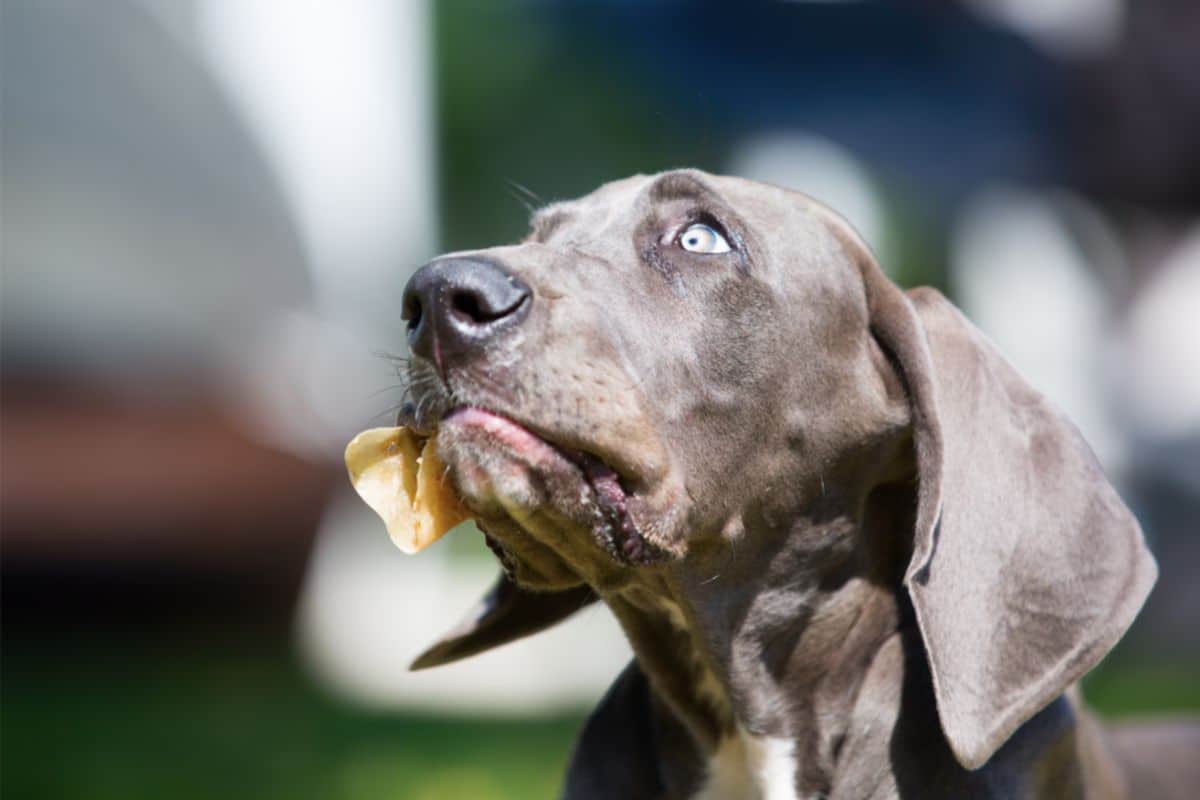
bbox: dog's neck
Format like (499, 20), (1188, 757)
(603, 478), (912, 793)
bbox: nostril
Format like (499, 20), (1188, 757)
(449, 288), (526, 325)
(402, 293), (423, 333)
(449, 290), (486, 323)
(401, 257), (531, 362)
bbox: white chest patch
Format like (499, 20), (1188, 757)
(694, 728), (798, 800)
(647, 598), (800, 799)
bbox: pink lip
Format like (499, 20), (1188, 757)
(441, 406), (565, 465)
(440, 406), (654, 563)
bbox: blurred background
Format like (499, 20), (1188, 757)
(2, 1), (1198, 798)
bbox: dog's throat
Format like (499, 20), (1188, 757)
(610, 589), (813, 800)
(609, 588), (736, 750)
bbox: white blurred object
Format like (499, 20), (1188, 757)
(299, 491), (631, 713)
(198, 0), (435, 324)
(1119, 227), (1200, 440)
(192, 1), (633, 710)
(196, 0), (435, 459)
(3, 1), (311, 388)
(950, 185), (1128, 470)
(219, 309), (398, 459)
(963, 0), (1125, 58)
(727, 132), (892, 270)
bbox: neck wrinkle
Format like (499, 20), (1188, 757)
(605, 491), (907, 792)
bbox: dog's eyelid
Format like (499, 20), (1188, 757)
(660, 211), (738, 249)
(683, 207), (720, 227)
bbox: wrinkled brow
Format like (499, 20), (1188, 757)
(527, 204), (575, 242)
(646, 171), (721, 206)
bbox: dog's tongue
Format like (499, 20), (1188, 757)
(575, 452), (645, 560)
(578, 454), (625, 512)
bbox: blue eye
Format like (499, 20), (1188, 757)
(677, 223), (731, 254)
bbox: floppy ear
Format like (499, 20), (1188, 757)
(856, 249), (1157, 769)
(409, 572), (596, 671)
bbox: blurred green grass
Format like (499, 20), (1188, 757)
(1, 634), (586, 800)
(3, 634), (1195, 800)
(1083, 660), (1200, 718)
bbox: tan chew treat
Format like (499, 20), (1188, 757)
(344, 427), (472, 553)
(413, 432), (473, 545)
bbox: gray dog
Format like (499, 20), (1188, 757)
(397, 170), (1198, 799)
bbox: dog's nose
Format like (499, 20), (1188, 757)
(402, 257), (532, 364)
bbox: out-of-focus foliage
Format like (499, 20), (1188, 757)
(436, 0), (725, 252)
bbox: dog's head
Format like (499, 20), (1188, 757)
(401, 170), (1155, 769)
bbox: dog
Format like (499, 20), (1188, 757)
(396, 170), (1199, 798)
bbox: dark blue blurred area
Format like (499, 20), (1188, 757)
(547, 0), (1063, 203)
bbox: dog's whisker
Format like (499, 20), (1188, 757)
(369, 402), (410, 423)
(506, 178), (544, 208)
(506, 187), (538, 216)
(364, 383), (407, 401)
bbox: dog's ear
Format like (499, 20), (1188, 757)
(850, 233), (1157, 769)
(409, 572), (596, 670)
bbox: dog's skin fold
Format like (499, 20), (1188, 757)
(400, 170), (1198, 799)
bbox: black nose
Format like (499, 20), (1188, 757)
(401, 257), (531, 365)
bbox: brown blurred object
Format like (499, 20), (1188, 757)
(1, 378), (337, 624)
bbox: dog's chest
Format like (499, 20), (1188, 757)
(695, 729), (799, 800)
(649, 598), (801, 799)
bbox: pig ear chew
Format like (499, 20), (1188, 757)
(343, 428), (596, 670)
(410, 572), (597, 670)
(344, 427), (472, 554)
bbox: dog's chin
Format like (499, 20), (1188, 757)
(434, 406), (675, 568)
(469, 516), (583, 592)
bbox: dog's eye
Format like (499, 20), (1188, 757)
(677, 223), (731, 254)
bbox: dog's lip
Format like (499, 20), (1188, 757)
(441, 405), (642, 492)
(439, 405), (658, 564)
(395, 387), (654, 493)
(442, 405), (566, 469)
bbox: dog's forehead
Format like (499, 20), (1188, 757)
(571, 169), (788, 211)
(521, 170), (862, 311)
(530, 170), (820, 242)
